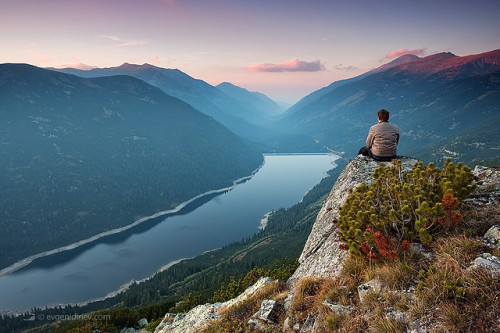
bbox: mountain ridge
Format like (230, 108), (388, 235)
(0, 63), (263, 270)
(54, 63), (282, 146)
(277, 49), (500, 161)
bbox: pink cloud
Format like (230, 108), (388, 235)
(151, 56), (161, 65)
(27, 45), (52, 65)
(248, 59), (324, 72)
(385, 47), (427, 59)
(55, 63), (96, 70)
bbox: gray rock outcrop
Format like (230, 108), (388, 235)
(288, 155), (419, 287)
(471, 253), (500, 274)
(357, 278), (384, 305)
(154, 277), (275, 333)
(484, 224), (500, 246)
(465, 165), (500, 206)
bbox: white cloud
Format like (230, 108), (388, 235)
(334, 64), (358, 71)
(99, 35), (147, 47)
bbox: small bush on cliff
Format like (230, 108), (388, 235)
(337, 159), (475, 260)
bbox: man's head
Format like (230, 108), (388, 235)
(377, 109), (390, 122)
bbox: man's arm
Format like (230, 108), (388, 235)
(366, 127), (374, 148)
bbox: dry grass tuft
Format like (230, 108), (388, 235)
(290, 277), (324, 315)
(323, 310), (368, 333)
(368, 315), (405, 333)
(412, 261), (500, 332)
(318, 277), (357, 306)
(340, 256), (367, 282)
(460, 203), (500, 236)
(365, 259), (419, 290)
(438, 303), (467, 331)
(432, 234), (482, 273)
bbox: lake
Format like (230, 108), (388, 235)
(0, 154), (338, 313)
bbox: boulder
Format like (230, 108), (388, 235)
(484, 225), (500, 246)
(154, 303), (222, 333)
(223, 276), (275, 309)
(358, 278), (384, 305)
(471, 253), (500, 274)
(138, 318), (148, 328)
(253, 299), (281, 324)
(322, 300), (352, 316)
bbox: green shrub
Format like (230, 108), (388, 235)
(338, 159), (475, 260)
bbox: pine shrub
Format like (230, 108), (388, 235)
(337, 159), (475, 260)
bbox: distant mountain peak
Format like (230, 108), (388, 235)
(379, 49), (500, 77)
(217, 81), (251, 93)
(218, 81), (236, 87)
(372, 54), (420, 73)
(117, 62), (159, 71)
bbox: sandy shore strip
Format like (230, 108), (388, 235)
(0, 163), (264, 278)
(259, 212), (271, 230)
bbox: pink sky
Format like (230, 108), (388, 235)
(1, 0), (499, 104)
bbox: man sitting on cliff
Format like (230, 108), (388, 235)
(358, 109), (399, 161)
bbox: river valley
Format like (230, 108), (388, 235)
(0, 154), (338, 313)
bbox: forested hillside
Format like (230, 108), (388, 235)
(0, 64), (263, 270)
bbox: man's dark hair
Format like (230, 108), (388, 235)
(378, 109), (390, 122)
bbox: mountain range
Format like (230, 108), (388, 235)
(278, 49), (500, 164)
(54, 49), (500, 164)
(55, 63), (284, 147)
(0, 64), (263, 269)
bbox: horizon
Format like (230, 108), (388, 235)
(1, 0), (499, 104)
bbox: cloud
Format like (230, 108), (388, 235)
(248, 59), (324, 72)
(334, 64), (358, 71)
(99, 35), (147, 47)
(27, 44), (52, 65)
(385, 47), (426, 59)
(151, 56), (161, 65)
(55, 63), (97, 70)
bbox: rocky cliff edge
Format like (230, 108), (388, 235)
(287, 155), (419, 286)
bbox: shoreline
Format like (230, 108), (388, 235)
(0, 160), (265, 278)
(258, 212), (271, 230)
(67, 257), (192, 309)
